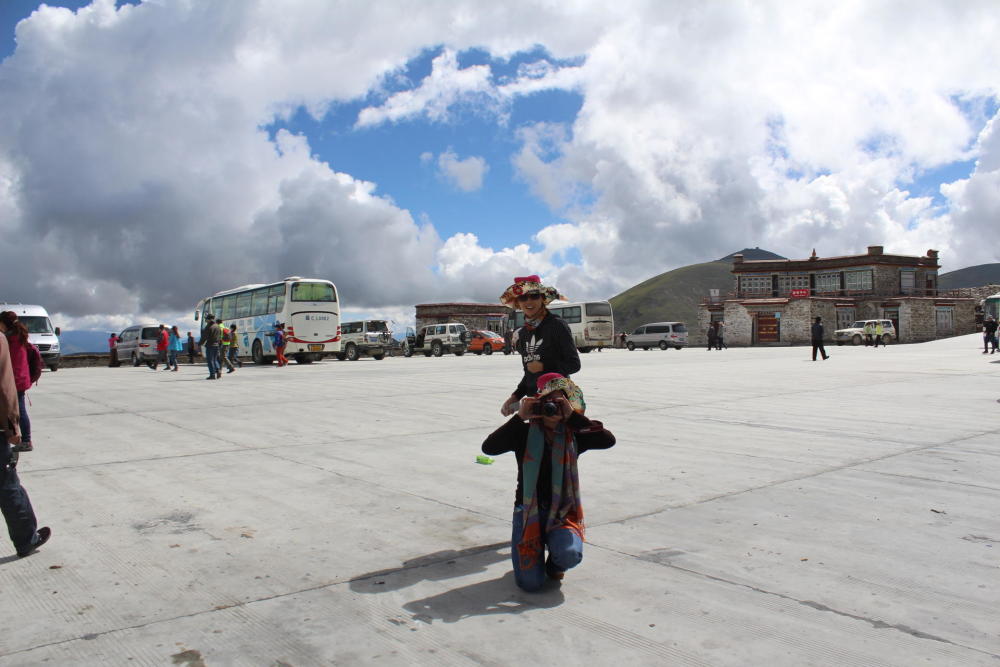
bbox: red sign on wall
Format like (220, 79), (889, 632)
(790, 288), (811, 298)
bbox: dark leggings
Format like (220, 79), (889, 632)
(17, 392), (30, 445)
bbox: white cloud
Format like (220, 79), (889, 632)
(2, 0), (999, 330)
(435, 149), (489, 192)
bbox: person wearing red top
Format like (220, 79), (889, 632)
(153, 324), (169, 371)
(0, 311), (33, 452)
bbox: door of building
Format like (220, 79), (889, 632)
(755, 313), (780, 343)
(935, 308), (954, 335)
(836, 308), (855, 331)
(883, 308), (899, 339)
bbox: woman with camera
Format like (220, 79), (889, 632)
(499, 275), (581, 417)
(483, 373), (615, 591)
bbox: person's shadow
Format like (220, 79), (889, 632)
(350, 542), (565, 623)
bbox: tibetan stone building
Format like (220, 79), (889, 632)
(415, 303), (512, 334)
(697, 246), (976, 346)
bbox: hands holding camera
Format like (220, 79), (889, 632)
(516, 394), (572, 422)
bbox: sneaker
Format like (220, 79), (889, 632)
(12, 441), (32, 452)
(17, 526), (51, 558)
(227, 368), (235, 374)
(206, 375), (215, 380)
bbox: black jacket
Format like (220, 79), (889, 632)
(513, 313), (581, 398)
(482, 413), (615, 506)
(811, 322), (824, 342)
(985, 320), (998, 335)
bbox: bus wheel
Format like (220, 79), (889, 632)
(432, 341), (443, 357)
(252, 340), (269, 365)
(346, 343), (359, 361)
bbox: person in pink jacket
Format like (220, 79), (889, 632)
(0, 311), (33, 452)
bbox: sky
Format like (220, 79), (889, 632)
(1, 0), (998, 332)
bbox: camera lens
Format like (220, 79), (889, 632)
(541, 401), (558, 416)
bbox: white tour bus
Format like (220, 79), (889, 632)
(195, 277), (341, 364)
(510, 300), (615, 352)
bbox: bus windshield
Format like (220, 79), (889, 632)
(291, 282), (337, 302)
(586, 303), (612, 317)
(20, 316), (54, 334)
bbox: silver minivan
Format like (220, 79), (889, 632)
(117, 325), (162, 366)
(626, 322), (688, 350)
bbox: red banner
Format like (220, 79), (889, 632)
(790, 288), (810, 298)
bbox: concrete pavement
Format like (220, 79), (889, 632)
(1, 336), (998, 665)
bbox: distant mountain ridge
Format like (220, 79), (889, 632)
(939, 263), (1000, 290)
(719, 247), (787, 262)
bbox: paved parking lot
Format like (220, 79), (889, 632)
(2, 336), (998, 665)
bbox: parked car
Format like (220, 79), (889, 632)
(338, 320), (391, 361)
(117, 324), (161, 366)
(0, 303), (61, 371)
(834, 319), (896, 345)
(402, 323), (469, 357)
(626, 322), (688, 350)
(468, 329), (505, 355)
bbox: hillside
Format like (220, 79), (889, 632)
(939, 263), (1000, 290)
(610, 261), (734, 335)
(719, 247), (786, 262)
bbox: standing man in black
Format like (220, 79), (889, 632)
(811, 316), (830, 361)
(498, 275), (580, 416)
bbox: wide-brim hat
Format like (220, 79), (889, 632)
(500, 275), (565, 309)
(535, 372), (586, 414)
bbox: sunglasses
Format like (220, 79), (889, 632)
(516, 293), (543, 302)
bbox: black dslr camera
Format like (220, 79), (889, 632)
(532, 400), (559, 417)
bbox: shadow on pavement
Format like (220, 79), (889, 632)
(349, 542), (509, 594)
(402, 571), (564, 624)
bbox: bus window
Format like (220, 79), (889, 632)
(562, 306), (581, 324)
(292, 282), (336, 302)
(251, 288), (268, 316)
(586, 302), (612, 317)
(267, 284), (285, 314)
(236, 292), (252, 318)
(222, 295), (237, 321)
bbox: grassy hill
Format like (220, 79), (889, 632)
(609, 261), (735, 335)
(939, 263), (1000, 290)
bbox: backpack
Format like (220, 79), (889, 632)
(25, 342), (43, 384)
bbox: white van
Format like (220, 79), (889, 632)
(116, 324), (162, 367)
(338, 320), (392, 361)
(626, 322), (688, 350)
(0, 303), (61, 371)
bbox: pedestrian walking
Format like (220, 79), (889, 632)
(811, 316), (830, 361)
(228, 323), (243, 368)
(154, 324), (169, 370)
(482, 373), (615, 591)
(108, 332), (120, 367)
(872, 321), (884, 348)
(199, 314), (223, 380)
(219, 322), (235, 373)
(706, 323), (718, 351)
(618, 331), (627, 349)
(0, 331), (51, 558)
(0, 311), (37, 452)
(863, 321), (874, 346)
(983, 316), (998, 355)
(498, 275), (580, 417)
(269, 323), (289, 367)
(168, 326), (182, 371)
(715, 321), (727, 350)
(186, 332), (197, 364)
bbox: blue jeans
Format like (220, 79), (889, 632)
(1, 432), (38, 553)
(167, 349), (178, 369)
(205, 345), (220, 376)
(511, 504), (583, 592)
(17, 392), (30, 445)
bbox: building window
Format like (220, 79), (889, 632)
(836, 308), (855, 330)
(900, 270), (915, 294)
(935, 307), (954, 335)
(740, 275), (771, 294)
(815, 273), (840, 293)
(777, 275), (809, 294)
(845, 270), (873, 292)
